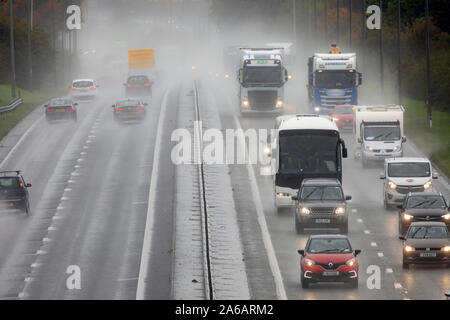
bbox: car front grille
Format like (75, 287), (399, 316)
(396, 185), (425, 195)
(316, 262), (346, 270)
(415, 248), (441, 251)
(248, 90), (277, 110)
(310, 207), (335, 215)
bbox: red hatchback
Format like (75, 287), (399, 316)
(331, 105), (354, 131)
(298, 235), (361, 288)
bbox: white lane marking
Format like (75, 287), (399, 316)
(37, 250), (46, 255)
(18, 292), (25, 298)
(351, 209), (357, 213)
(133, 201), (148, 205)
(68, 179), (76, 183)
(88, 135), (95, 138)
(0, 114), (44, 168)
(377, 252), (384, 258)
(386, 268), (393, 274)
(233, 115), (287, 300)
(364, 230), (371, 234)
(356, 218), (363, 223)
(371, 242), (377, 247)
(80, 152), (88, 155)
(83, 146), (89, 149)
(118, 277), (138, 282)
(64, 188), (72, 192)
(136, 89), (170, 300)
(48, 226), (56, 231)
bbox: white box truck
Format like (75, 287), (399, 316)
(354, 105), (406, 166)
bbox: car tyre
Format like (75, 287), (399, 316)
(301, 273), (309, 289)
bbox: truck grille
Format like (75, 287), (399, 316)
(248, 90), (277, 110)
(319, 93), (352, 107)
(396, 185), (425, 195)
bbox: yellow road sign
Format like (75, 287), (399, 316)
(128, 48), (155, 68)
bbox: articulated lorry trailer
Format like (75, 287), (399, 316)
(307, 44), (362, 115)
(237, 48), (289, 115)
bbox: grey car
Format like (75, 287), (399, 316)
(292, 179), (352, 234)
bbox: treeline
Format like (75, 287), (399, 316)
(210, 0), (450, 112)
(0, 0), (82, 91)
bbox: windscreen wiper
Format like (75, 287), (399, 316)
(303, 187), (320, 200)
(411, 200), (429, 208)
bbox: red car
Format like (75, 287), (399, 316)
(297, 235), (361, 288)
(331, 105), (354, 131)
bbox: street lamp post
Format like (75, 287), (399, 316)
(27, 0), (33, 92)
(397, 0), (402, 105)
(425, 0), (432, 128)
(9, 0), (16, 98)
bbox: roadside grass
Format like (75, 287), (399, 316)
(403, 98), (450, 177)
(0, 85), (61, 141)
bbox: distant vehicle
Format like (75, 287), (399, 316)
(397, 192), (450, 236)
(307, 45), (362, 115)
(71, 79), (99, 100)
(399, 222), (450, 269)
(44, 98), (78, 122)
(273, 115), (348, 212)
(238, 48), (289, 115)
(112, 98), (147, 122)
(292, 178), (352, 234)
(124, 75), (152, 97)
(380, 157), (438, 209)
(0, 171), (32, 214)
(354, 105), (406, 166)
(331, 105), (354, 131)
(297, 234), (361, 288)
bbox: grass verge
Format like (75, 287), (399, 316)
(404, 98), (450, 177)
(0, 85), (61, 141)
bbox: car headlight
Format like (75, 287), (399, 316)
(423, 181), (432, 190)
(332, 117), (339, 122)
(388, 181), (397, 190)
(404, 245), (415, 252)
(304, 258), (315, 266)
(334, 207), (346, 215)
(277, 192), (290, 197)
(346, 258), (356, 266)
(441, 246), (450, 252)
(365, 146), (373, 152)
(393, 145), (401, 152)
(276, 100), (283, 108)
(441, 213), (450, 221)
(314, 107), (320, 112)
(403, 213), (413, 221)
(241, 100), (249, 107)
(300, 207), (311, 215)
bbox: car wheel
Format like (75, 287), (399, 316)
(301, 274), (309, 289)
(402, 260), (410, 269)
(383, 195), (390, 209)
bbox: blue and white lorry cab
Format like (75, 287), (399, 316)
(307, 50), (362, 115)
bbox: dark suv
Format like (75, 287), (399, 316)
(124, 75), (152, 97)
(398, 192), (449, 236)
(44, 97), (78, 122)
(0, 171), (32, 214)
(292, 179), (352, 234)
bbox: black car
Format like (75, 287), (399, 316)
(399, 222), (450, 269)
(0, 171), (32, 214)
(292, 179), (352, 234)
(398, 192), (450, 236)
(112, 98), (147, 122)
(124, 75), (152, 97)
(45, 98), (78, 122)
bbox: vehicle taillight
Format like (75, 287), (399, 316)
(66, 106), (74, 110)
(136, 106), (144, 110)
(90, 86), (96, 90)
(46, 108), (53, 112)
(71, 87), (77, 91)
(115, 107), (124, 111)
(127, 83), (132, 87)
(144, 82), (151, 86)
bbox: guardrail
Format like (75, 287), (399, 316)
(0, 98), (23, 113)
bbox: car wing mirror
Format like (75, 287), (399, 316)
(354, 249), (361, 256)
(398, 236), (406, 241)
(111, 105), (115, 108)
(26, 183), (32, 187)
(432, 173), (439, 179)
(402, 136), (407, 143)
(44, 105), (48, 108)
(357, 138), (362, 144)
(342, 147), (348, 158)
(345, 195), (352, 201)
(379, 173), (386, 180)
(297, 249), (305, 256)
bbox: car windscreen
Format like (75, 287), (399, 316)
(406, 196), (447, 209)
(0, 177), (19, 188)
(308, 238), (352, 253)
(117, 100), (140, 107)
(300, 186), (343, 201)
(243, 66), (282, 85)
(364, 126), (401, 141)
(73, 81), (93, 88)
(315, 70), (356, 89)
(407, 226), (449, 239)
(49, 98), (72, 106)
(388, 162), (431, 178)
(279, 131), (340, 175)
(127, 76), (149, 84)
(333, 107), (353, 115)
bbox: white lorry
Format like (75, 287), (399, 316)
(354, 105), (406, 166)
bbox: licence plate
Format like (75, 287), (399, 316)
(8, 203), (14, 207)
(315, 219), (331, 224)
(322, 271), (339, 276)
(420, 252), (436, 258)
(80, 89), (88, 92)
(56, 109), (65, 112)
